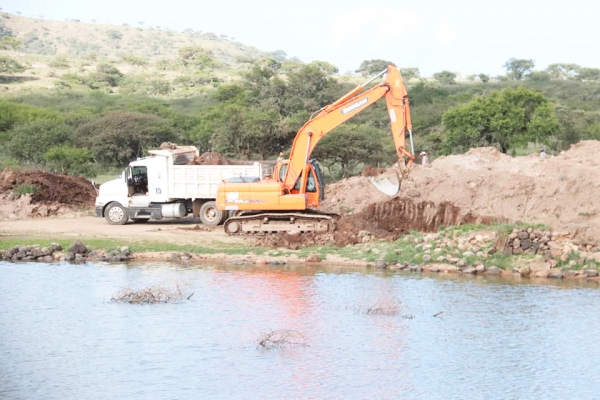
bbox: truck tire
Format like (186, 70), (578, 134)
(199, 201), (226, 226)
(104, 202), (128, 225)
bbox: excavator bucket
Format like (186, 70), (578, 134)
(368, 162), (405, 196)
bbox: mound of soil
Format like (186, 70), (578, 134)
(0, 170), (96, 219)
(316, 140), (600, 246)
(191, 152), (233, 165)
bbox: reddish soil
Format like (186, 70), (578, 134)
(0, 170), (96, 206)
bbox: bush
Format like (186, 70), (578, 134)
(6, 120), (72, 164)
(44, 146), (97, 177)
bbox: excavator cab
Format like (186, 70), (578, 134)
(274, 160), (323, 207)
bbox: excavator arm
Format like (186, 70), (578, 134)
(283, 65), (415, 192)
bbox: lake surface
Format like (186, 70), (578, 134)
(1, 260), (599, 399)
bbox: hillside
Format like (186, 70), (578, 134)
(0, 12), (276, 95)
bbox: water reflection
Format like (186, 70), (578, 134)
(1, 260), (599, 399)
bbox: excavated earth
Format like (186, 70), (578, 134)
(2, 141), (600, 249)
(0, 170), (96, 219)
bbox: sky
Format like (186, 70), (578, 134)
(2, 0), (599, 77)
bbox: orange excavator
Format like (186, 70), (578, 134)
(216, 65), (415, 235)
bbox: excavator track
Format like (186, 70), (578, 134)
(223, 212), (337, 235)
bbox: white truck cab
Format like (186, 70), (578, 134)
(95, 146), (266, 226)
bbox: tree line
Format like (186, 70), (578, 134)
(1, 57), (599, 178)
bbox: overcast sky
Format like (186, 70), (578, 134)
(2, 0), (598, 77)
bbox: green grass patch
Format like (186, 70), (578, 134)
(13, 184), (39, 195)
(0, 237), (267, 256)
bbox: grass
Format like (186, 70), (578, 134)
(0, 237), (266, 256)
(13, 183), (39, 195)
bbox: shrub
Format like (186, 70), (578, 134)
(44, 146), (97, 177)
(14, 184), (39, 195)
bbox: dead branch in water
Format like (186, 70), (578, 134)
(257, 329), (308, 350)
(111, 284), (189, 304)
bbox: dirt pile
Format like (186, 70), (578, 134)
(191, 152), (233, 165)
(0, 170), (96, 219)
(316, 140), (600, 246)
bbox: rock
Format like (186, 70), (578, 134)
(120, 246), (131, 256)
(170, 253), (180, 260)
(430, 267), (440, 273)
(462, 266), (477, 274)
(584, 269), (599, 277)
(487, 266), (501, 275)
(254, 258), (269, 265)
(50, 243), (62, 251)
(462, 251), (474, 257)
(69, 240), (88, 255)
(519, 265), (531, 276)
(435, 256), (446, 262)
(513, 238), (521, 248)
(305, 254), (321, 263)
(42, 255), (53, 263)
(565, 270), (579, 277)
(517, 232), (529, 240)
(475, 264), (485, 273)
(422, 255), (432, 262)
(32, 249), (44, 258)
(520, 239), (532, 250)
(375, 260), (387, 269)
(548, 271), (564, 279)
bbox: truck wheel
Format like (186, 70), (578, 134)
(104, 202), (128, 225)
(199, 201), (225, 226)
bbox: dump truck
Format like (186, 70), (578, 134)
(95, 146), (268, 225)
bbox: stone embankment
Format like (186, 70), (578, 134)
(374, 226), (600, 280)
(0, 240), (133, 263)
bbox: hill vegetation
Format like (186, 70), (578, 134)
(1, 12), (600, 179)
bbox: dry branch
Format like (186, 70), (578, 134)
(257, 329), (308, 349)
(111, 284), (189, 304)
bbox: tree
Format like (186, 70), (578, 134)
(0, 55), (25, 74)
(546, 63), (580, 80)
(575, 68), (600, 82)
(178, 45), (214, 69)
(313, 124), (391, 178)
(0, 36), (22, 50)
(7, 120), (72, 164)
(433, 71), (457, 85)
(441, 87), (559, 154)
(91, 63), (124, 87)
(478, 74), (490, 83)
(45, 146), (97, 177)
(355, 60), (395, 76)
(503, 58), (535, 80)
(399, 68), (420, 81)
(75, 111), (177, 167)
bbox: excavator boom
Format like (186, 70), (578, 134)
(216, 65), (415, 235)
(283, 65), (415, 193)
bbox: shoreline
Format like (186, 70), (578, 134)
(1, 215), (599, 284)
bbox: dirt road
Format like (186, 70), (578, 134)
(0, 216), (247, 247)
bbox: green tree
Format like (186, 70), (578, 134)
(575, 68), (600, 82)
(0, 55), (25, 74)
(75, 111), (177, 167)
(400, 68), (420, 81)
(7, 120), (72, 164)
(546, 63), (580, 80)
(441, 87), (559, 153)
(92, 63), (124, 87)
(0, 36), (22, 50)
(433, 71), (457, 85)
(355, 59), (395, 76)
(478, 73), (490, 83)
(313, 124), (391, 178)
(178, 45), (214, 69)
(503, 58), (535, 80)
(44, 146), (97, 177)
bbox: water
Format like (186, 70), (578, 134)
(1, 261), (599, 400)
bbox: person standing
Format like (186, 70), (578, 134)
(277, 152), (285, 162)
(420, 151), (429, 165)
